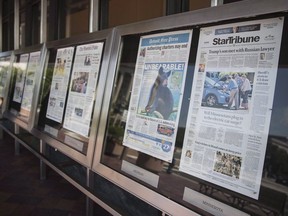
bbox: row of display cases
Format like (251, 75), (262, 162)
(1, 0), (288, 215)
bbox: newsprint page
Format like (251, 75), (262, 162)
(63, 42), (103, 137)
(179, 17), (284, 199)
(46, 47), (75, 123)
(12, 53), (29, 103)
(123, 30), (192, 162)
(20, 51), (41, 114)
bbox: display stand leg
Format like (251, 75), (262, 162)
(86, 168), (94, 216)
(40, 140), (47, 180)
(14, 124), (20, 155)
(0, 127), (3, 140)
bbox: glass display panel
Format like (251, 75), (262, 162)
(36, 41), (105, 155)
(100, 14), (288, 216)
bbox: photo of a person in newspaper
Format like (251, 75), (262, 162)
(202, 71), (254, 110)
(84, 56), (91, 66)
(240, 74), (252, 110)
(227, 75), (239, 110)
(71, 72), (89, 94)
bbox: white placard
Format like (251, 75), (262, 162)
(121, 160), (159, 188)
(183, 188), (249, 216)
(64, 135), (84, 152)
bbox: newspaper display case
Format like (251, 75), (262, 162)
(92, 0), (288, 215)
(0, 45), (46, 153)
(3, 44), (46, 131)
(31, 29), (114, 167)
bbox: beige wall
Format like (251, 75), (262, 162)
(65, 0), (211, 33)
(66, 8), (89, 37)
(108, 0), (164, 27)
(190, 0), (211, 11)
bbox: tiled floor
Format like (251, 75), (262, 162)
(0, 133), (99, 216)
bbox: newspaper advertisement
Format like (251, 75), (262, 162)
(12, 53), (29, 103)
(46, 47), (75, 123)
(63, 42), (104, 137)
(179, 17), (283, 199)
(20, 51), (41, 114)
(0, 56), (11, 97)
(123, 30), (192, 162)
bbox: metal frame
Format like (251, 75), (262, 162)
(40, 0), (47, 43)
(31, 28), (115, 168)
(92, 0), (288, 215)
(14, 0), (20, 49)
(89, 0), (99, 32)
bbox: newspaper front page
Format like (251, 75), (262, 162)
(46, 47), (75, 123)
(12, 53), (29, 103)
(179, 17), (284, 199)
(63, 42), (103, 137)
(123, 30), (192, 162)
(0, 56), (11, 97)
(20, 51), (41, 115)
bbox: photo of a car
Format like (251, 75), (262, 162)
(157, 124), (174, 136)
(202, 76), (230, 107)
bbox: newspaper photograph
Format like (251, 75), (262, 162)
(179, 17), (284, 199)
(63, 42), (103, 137)
(46, 47), (75, 123)
(12, 53), (29, 103)
(20, 51), (41, 115)
(123, 30), (192, 162)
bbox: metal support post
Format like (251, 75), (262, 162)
(0, 126), (3, 140)
(14, 124), (20, 155)
(40, 139), (47, 180)
(86, 168), (94, 216)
